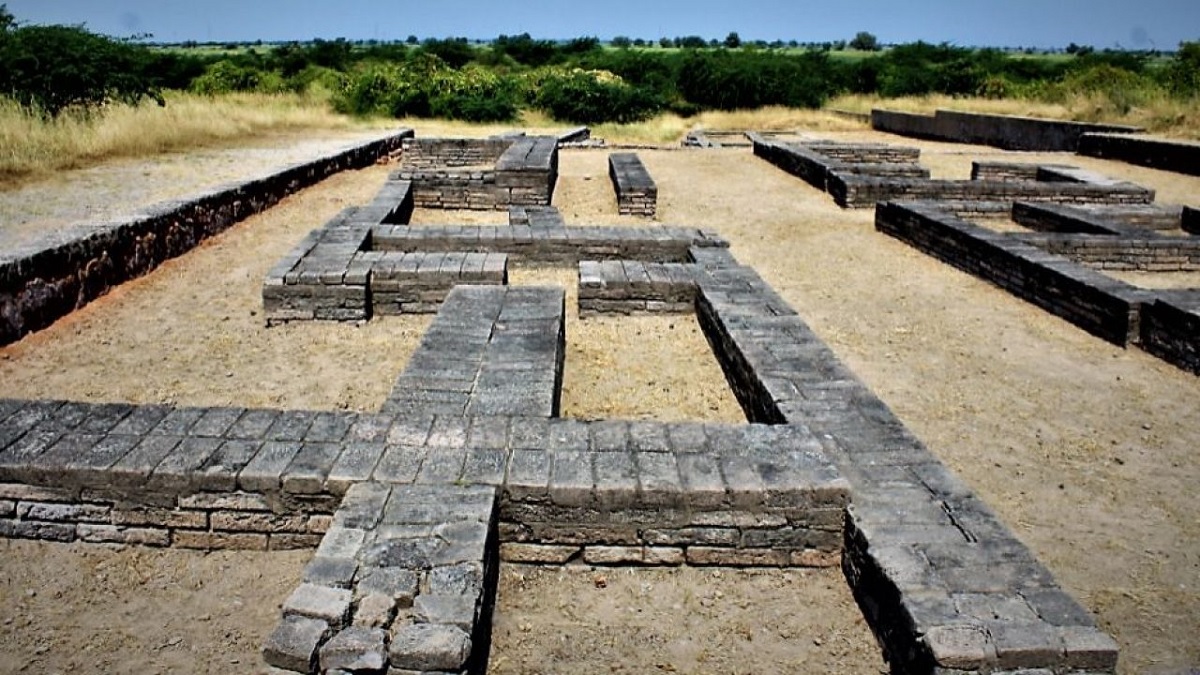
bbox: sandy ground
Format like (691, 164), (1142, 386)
(0, 127), (1198, 673)
(0, 128), (401, 254)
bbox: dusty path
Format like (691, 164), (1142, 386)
(0, 128), (1197, 673)
(0, 128), (400, 254)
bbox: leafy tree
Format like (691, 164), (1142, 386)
(0, 17), (163, 115)
(611, 35), (632, 48)
(420, 37), (474, 68)
(405, 35), (418, 45)
(493, 33), (558, 66)
(724, 32), (741, 49)
(563, 36), (600, 54)
(659, 37), (673, 48)
(0, 3), (14, 31)
(850, 31), (880, 51)
(1162, 41), (1200, 96)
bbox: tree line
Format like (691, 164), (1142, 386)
(1, 6), (1197, 124)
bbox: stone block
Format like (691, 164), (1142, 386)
(319, 626), (388, 673)
(283, 583), (353, 629)
(262, 615), (330, 673)
(413, 594), (477, 630)
(389, 623), (472, 672)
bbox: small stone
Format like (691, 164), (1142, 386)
(356, 567), (419, 607)
(413, 594), (477, 630)
(389, 623), (472, 671)
(353, 593), (396, 629)
(319, 626), (387, 672)
(262, 615), (330, 673)
(282, 583), (353, 628)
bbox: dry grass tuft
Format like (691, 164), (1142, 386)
(0, 91), (388, 184)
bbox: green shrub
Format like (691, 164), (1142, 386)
(428, 66), (519, 122)
(1162, 42), (1200, 97)
(530, 69), (662, 124)
(333, 60), (518, 122)
(0, 21), (162, 115)
(678, 50), (833, 109)
(191, 60), (269, 94)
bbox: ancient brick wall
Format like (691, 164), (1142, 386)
(1079, 133), (1200, 177)
(871, 109), (1142, 151)
(0, 130), (414, 346)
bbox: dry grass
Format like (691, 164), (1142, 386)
(0, 91), (389, 184)
(830, 93), (1200, 139)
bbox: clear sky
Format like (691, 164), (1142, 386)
(6, 0), (1199, 50)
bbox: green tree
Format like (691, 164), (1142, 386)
(850, 31), (880, 51)
(1163, 41), (1200, 96)
(611, 35), (632, 48)
(724, 31), (741, 49)
(0, 16), (163, 115)
(0, 4), (15, 31)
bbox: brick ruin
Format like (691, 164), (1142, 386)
(752, 135), (1155, 208)
(393, 136), (558, 210)
(9, 127), (1185, 674)
(875, 200), (1200, 375)
(751, 132), (1199, 377)
(608, 152), (658, 217)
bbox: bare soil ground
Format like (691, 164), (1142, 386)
(0, 127), (1198, 673)
(0, 128), (401, 254)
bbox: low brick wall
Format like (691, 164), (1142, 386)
(0, 129), (414, 346)
(395, 136), (558, 210)
(370, 224), (726, 265)
(1139, 293), (1200, 375)
(608, 152), (658, 217)
(1019, 233), (1200, 271)
(1013, 202), (1187, 235)
(1079, 133), (1200, 176)
(508, 205), (565, 227)
(0, 482), (330, 551)
(398, 137), (511, 170)
(577, 260), (698, 316)
(753, 137), (1150, 209)
(752, 138), (927, 193)
(872, 108), (1141, 151)
(875, 201), (1148, 345)
(829, 172), (1154, 209)
(368, 251), (509, 315)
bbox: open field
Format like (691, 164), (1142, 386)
(0, 123), (1198, 673)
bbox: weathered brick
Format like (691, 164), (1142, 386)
(76, 524), (170, 546)
(172, 530), (267, 550)
(499, 543), (580, 564)
(283, 583), (353, 628)
(112, 507), (207, 529)
(16, 501), (110, 523)
(211, 511), (309, 533)
(262, 615), (330, 673)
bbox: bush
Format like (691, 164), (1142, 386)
(530, 69), (662, 124)
(0, 21), (162, 115)
(191, 60), (283, 95)
(428, 66), (520, 122)
(1162, 42), (1200, 97)
(333, 59), (519, 122)
(678, 50), (833, 109)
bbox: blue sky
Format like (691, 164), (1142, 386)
(6, 0), (1199, 49)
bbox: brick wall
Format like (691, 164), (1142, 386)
(0, 129), (414, 346)
(871, 109), (1141, 151)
